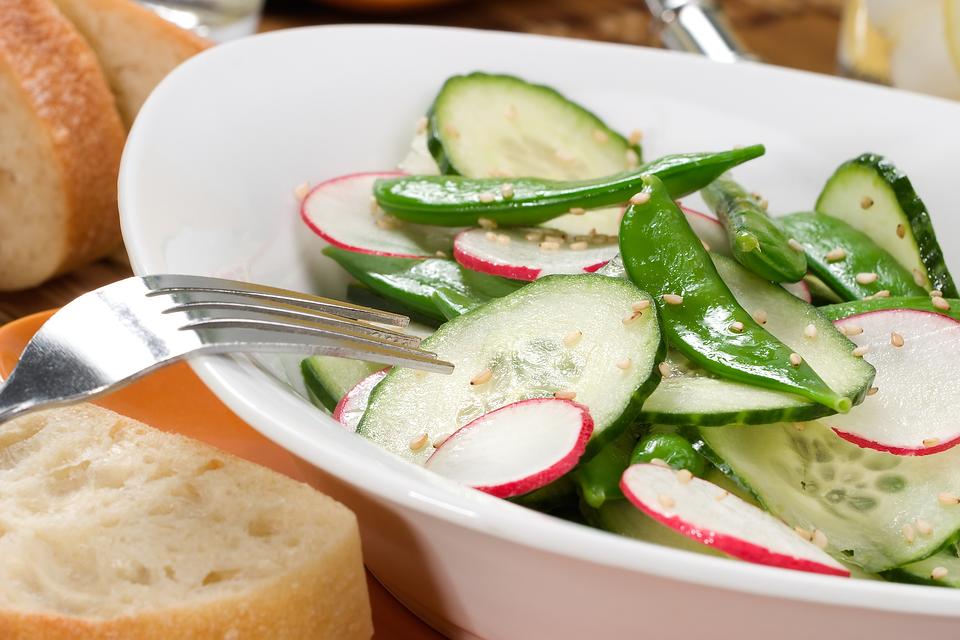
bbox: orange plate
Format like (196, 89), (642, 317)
(0, 310), (441, 639)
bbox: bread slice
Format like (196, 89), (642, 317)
(0, 0), (126, 291)
(49, 0), (209, 128)
(0, 404), (373, 640)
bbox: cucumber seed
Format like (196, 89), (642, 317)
(825, 247), (847, 262)
(913, 269), (927, 287)
(435, 250), (447, 258)
(860, 196), (874, 209)
(843, 325), (864, 336)
(432, 432), (452, 448)
(496, 234), (511, 245)
(650, 458), (671, 469)
(632, 300), (652, 312)
(662, 293), (684, 305)
(873, 290), (891, 298)
(890, 332), (904, 348)
(485, 231), (497, 241)
(630, 192), (651, 205)
(470, 368), (493, 386)
(794, 526), (812, 541)
(554, 149), (576, 163)
(931, 289), (944, 297)
(867, 386), (879, 396)
(855, 272), (878, 285)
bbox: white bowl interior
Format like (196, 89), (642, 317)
(120, 24), (960, 626)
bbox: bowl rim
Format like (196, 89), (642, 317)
(119, 23), (960, 617)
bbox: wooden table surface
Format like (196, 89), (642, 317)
(0, 1), (843, 636)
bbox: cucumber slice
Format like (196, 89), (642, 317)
(301, 356), (382, 412)
(815, 153), (957, 297)
(884, 549), (960, 587)
(699, 420), (960, 572)
(779, 211), (927, 301)
(428, 72), (639, 237)
(639, 254), (875, 426)
(358, 275), (665, 464)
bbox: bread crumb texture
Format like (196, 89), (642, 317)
(0, 404), (372, 640)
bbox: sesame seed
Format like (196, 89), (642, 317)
(759, 198), (770, 211)
(896, 223), (906, 239)
(444, 124), (460, 139)
(793, 422), (807, 431)
(812, 529), (829, 549)
(470, 368), (493, 386)
(867, 386), (879, 396)
(555, 149), (576, 163)
(432, 432), (452, 448)
(932, 296), (951, 311)
(650, 458), (671, 469)
(701, 239), (711, 252)
(563, 330), (583, 347)
(485, 231), (497, 241)
(662, 293), (684, 305)
(554, 390), (577, 400)
(730, 321), (745, 333)
(852, 345), (869, 357)
(794, 526), (813, 541)
(293, 181), (311, 201)
(545, 234), (565, 244)
(478, 217), (497, 229)
(658, 362), (672, 378)
(860, 196), (874, 209)
(478, 192), (496, 203)
(504, 104), (517, 120)
(501, 183), (514, 199)
(855, 272), (878, 285)
(622, 312), (641, 324)
(409, 433), (429, 451)
(628, 129), (643, 145)
(753, 310), (768, 325)
(931, 289), (944, 298)
(616, 358), (632, 371)
(890, 331), (904, 347)
(630, 192), (651, 205)
(435, 250), (447, 258)
(902, 523), (916, 543)
(931, 566), (949, 580)
(873, 290), (891, 298)
(593, 129), (609, 143)
(657, 494), (676, 509)
(525, 231), (544, 242)
(590, 234), (609, 245)
(938, 492), (960, 506)
(569, 241), (589, 251)
(715, 490), (729, 501)
(915, 518), (933, 536)
(923, 437), (941, 448)
(496, 234), (511, 245)
(788, 238), (804, 252)
(789, 353), (803, 367)
(540, 241), (561, 251)
(625, 149), (640, 168)
(804, 324), (818, 339)
(913, 269), (927, 287)
(825, 247), (847, 262)
(676, 469), (694, 484)
(569, 207), (586, 216)
(843, 325), (863, 336)
(415, 116), (428, 133)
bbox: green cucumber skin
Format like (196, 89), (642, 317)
(301, 358), (338, 411)
(641, 395), (836, 428)
(701, 174), (807, 283)
(815, 153), (957, 298)
(374, 146), (765, 227)
(820, 297), (960, 322)
(882, 546), (960, 588)
(301, 356), (382, 413)
(780, 212), (926, 301)
(426, 72), (640, 177)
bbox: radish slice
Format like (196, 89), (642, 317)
(620, 464), (849, 577)
(831, 309), (960, 455)
(301, 172), (459, 258)
(332, 369), (388, 432)
(425, 398), (593, 498)
(782, 280), (812, 303)
(453, 227), (617, 281)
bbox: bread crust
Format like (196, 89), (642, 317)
(0, 0), (125, 290)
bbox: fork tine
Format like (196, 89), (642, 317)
(143, 274), (409, 327)
(163, 299), (422, 348)
(186, 318), (454, 373)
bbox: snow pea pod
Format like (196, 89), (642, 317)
(819, 296), (960, 323)
(575, 426), (643, 509)
(323, 247), (522, 322)
(374, 145), (765, 227)
(619, 174), (851, 413)
(779, 212), (927, 301)
(701, 173), (806, 283)
(630, 432), (707, 476)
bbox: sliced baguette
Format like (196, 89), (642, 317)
(0, 0), (126, 291)
(0, 404), (373, 640)
(49, 0), (209, 128)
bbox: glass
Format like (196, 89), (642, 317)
(839, 0), (960, 99)
(137, 0), (265, 42)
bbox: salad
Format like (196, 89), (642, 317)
(298, 72), (960, 585)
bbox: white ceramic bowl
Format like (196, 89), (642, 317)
(120, 25), (960, 639)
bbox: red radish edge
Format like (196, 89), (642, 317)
(332, 368), (389, 430)
(300, 171), (432, 260)
(452, 231), (540, 281)
(829, 309), (960, 456)
(619, 465), (849, 577)
(426, 398), (594, 498)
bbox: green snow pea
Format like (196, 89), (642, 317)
(701, 173), (806, 283)
(575, 425), (644, 509)
(619, 174), (850, 413)
(324, 247), (522, 322)
(629, 432), (707, 477)
(374, 145), (765, 227)
(820, 296), (960, 323)
(779, 212), (927, 301)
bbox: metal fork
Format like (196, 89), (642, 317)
(0, 274), (453, 423)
